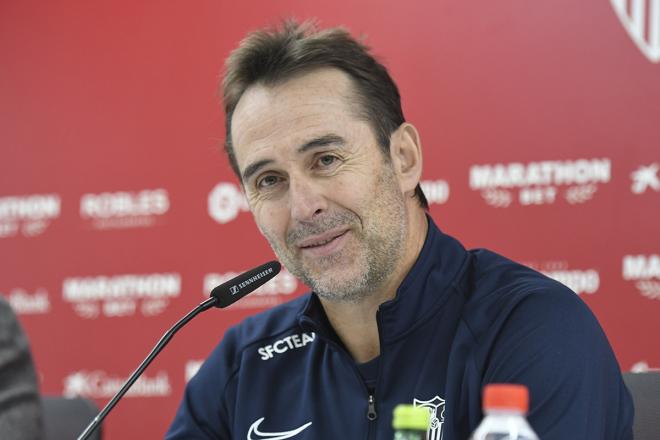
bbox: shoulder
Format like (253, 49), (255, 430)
(464, 249), (588, 340)
(167, 294), (312, 438)
(463, 251), (633, 437)
(194, 293), (311, 381)
(225, 293), (310, 352)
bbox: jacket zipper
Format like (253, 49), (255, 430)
(299, 315), (382, 438)
(367, 394), (377, 421)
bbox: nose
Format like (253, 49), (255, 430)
(288, 175), (327, 222)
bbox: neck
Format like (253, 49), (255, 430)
(319, 208), (428, 363)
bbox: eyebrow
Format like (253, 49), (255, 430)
(242, 159), (273, 183)
(297, 134), (345, 153)
(241, 134), (346, 182)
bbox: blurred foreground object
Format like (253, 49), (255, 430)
(0, 297), (42, 440)
(470, 384), (538, 440)
(42, 396), (100, 440)
(622, 372), (660, 440)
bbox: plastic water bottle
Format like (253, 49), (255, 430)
(392, 404), (430, 440)
(470, 384), (539, 440)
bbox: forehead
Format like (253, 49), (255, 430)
(230, 68), (364, 168)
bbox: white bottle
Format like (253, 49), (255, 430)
(470, 384), (539, 440)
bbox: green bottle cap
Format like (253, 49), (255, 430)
(392, 404), (430, 431)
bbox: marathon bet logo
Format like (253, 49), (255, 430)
(0, 194), (60, 238)
(62, 272), (181, 319)
(623, 254), (660, 299)
(208, 182), (249, 224)
(469, 159), (611, 207)
(79, 188), (169, 230)
(526, 261), (600, 295)
(610, 0), (660, 63)
(204, 269), (297, 309)
(630, 163), (660, 194)
(5, 288), (51, 315)
(63, 370), (171, 399)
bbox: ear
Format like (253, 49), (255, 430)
(389, 123), (423, 196)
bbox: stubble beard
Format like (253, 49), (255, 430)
(264, 166), (408, 304)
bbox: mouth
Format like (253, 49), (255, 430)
(297, 229), (350, 257)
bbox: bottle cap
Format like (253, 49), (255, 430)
(482, 384), (529, 412)
(392, 404), (430, 431)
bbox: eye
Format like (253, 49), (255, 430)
(316, 154), (338, 168)
(256, 174), (282, 189)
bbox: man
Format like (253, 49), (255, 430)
(167, 21), (633, 439)
(0, 297), (42, 440)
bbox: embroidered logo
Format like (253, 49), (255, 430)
(414, 396), (446, 440)
(247, 417), (312, 440)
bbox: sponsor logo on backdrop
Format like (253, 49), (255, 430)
(258, 333), (316, 361)
(4, 288), (51, 315)
(79, 189), (169, 230)
(469, 159), (611, 208)
(525, 261), (600, 295)
(610, 0), (660, 63)
(62, 272), (181, 318)
(204, 269), (297, 309)
(0, 194), (60, 238)
(623, 254), (660, 299)
(185, 360), (203, 382)
(631, 163), (660, 194)
(420, 179), (450, 205)
(63, 370), (171, 398)
(208, 182), (249, 224)
(631, 361), (660, 372)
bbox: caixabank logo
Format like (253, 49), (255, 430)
(631, 361), (660, 372)
(79, 188), (169, 230)
(62, 272), (181, 318)
(63, 370), (171, 399)
(204, 269), (297, 309)
(631, 163), (660, 194)
(623, 254), (660, 299)
(525, 261), (600, 295)
(610, 0), (660, 63)
(0, 194), (61, 238)
(469, 158), (611, 208)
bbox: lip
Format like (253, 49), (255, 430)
(297, 228), (350, 257)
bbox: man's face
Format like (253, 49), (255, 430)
(230, 68), (408, 302)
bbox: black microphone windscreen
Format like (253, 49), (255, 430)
(210, 261), (281, 308)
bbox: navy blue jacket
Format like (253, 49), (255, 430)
(167, 219), (633, 439)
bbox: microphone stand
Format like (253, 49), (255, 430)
(77, 297), (218, 440)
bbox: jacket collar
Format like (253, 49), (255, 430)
(298, 215), (471, 343)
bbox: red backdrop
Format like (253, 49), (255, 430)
(1, 0), (659, 438)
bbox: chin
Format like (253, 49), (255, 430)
(308, 270), (371, 301)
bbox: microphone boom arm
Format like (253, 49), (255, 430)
(77, 297), (218, 440)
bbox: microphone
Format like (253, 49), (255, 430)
(77, 261), (282, 440)
(211, 260), (281, 307)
